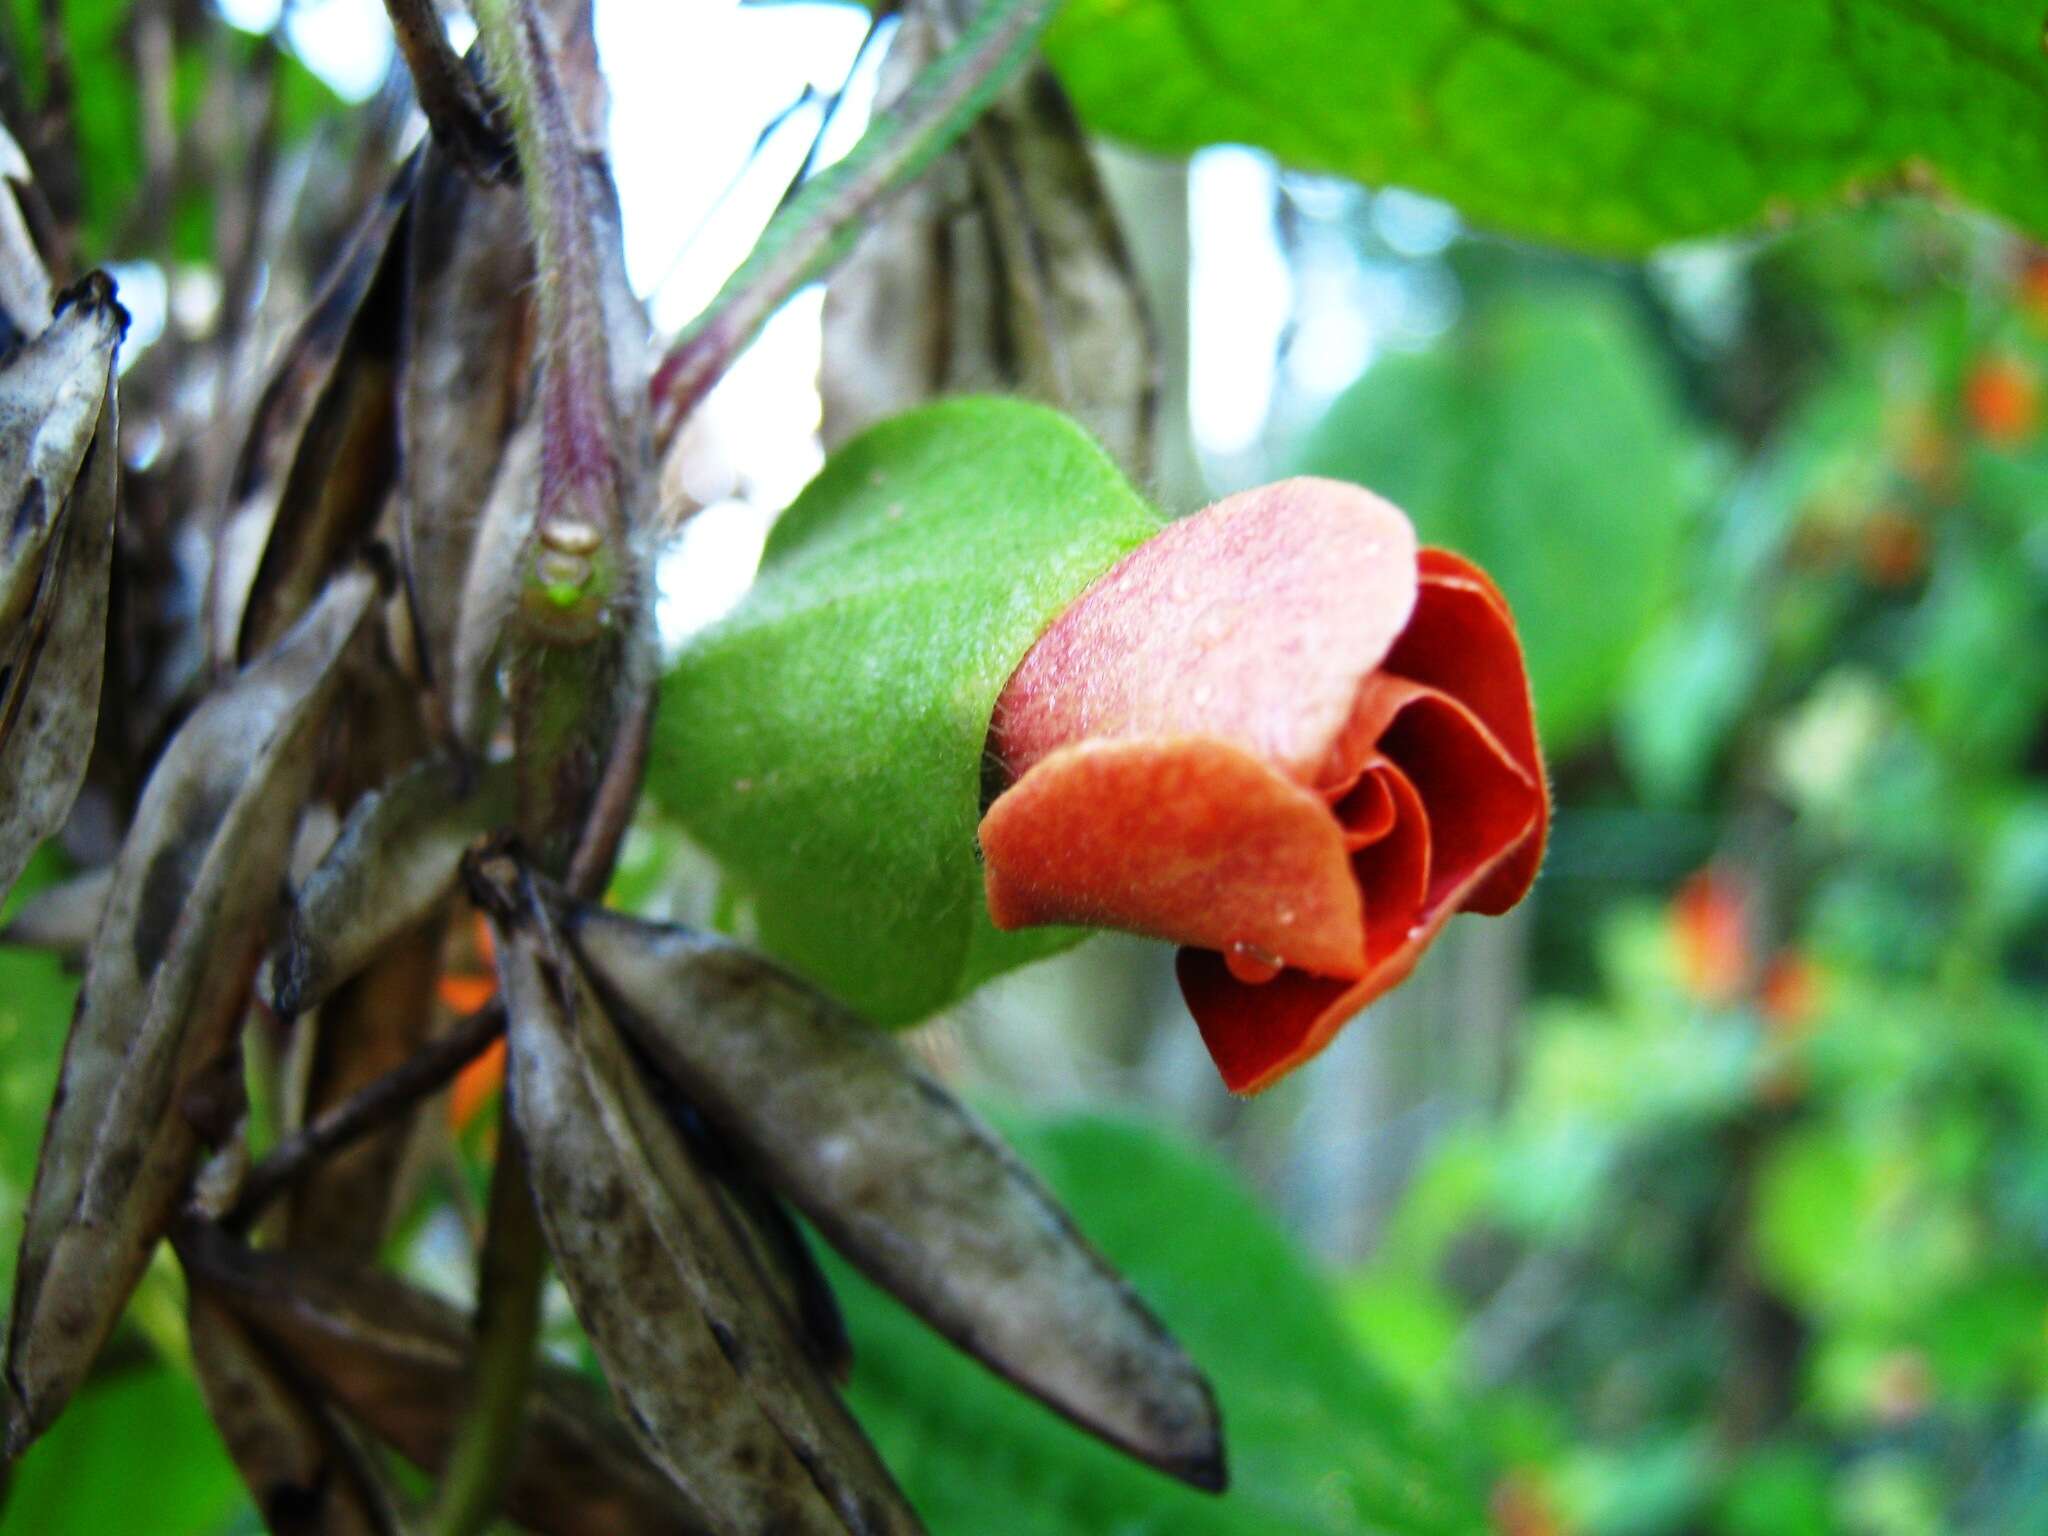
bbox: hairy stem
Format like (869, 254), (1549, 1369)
(427, 1125), (550, 1536)
(432, 4), (627, 1530)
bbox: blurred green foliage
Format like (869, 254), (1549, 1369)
(0, 0), (340, 260)
(1291, 195), (2048, 1534)
(1296, 286), (1697, 754)
(0, 850), (79, 1305)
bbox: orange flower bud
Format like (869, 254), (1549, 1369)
(979, 479), (1548, 1093)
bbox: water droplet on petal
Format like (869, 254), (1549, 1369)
(1225, 942), (1284, 984)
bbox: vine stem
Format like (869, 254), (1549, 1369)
(221, 1005), (505, 1236)
(428, 1123), (550, 1536)
(379, 0), (516, 180)
(648, 0), (1059, 457)
(430, 2), (622, 1531)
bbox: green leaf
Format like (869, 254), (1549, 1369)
(1295, 287), (1694, 754)
(830, 1110), (1493, 1536)
(649, 397), (1160, 1025)
(2, 1363), (245, 1535)
(0, 848), (82, 1305)
(1045, 0), (2048, 252)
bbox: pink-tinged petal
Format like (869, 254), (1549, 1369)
(992, 478), (1419, 786)
(979, 736), (1367, 978)
(1392, 550), (1549, 913)
(978, 479), (1550, 1097)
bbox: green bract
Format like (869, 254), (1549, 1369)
(649, 398), (1161, 1025)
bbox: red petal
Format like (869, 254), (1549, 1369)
(1389, 551), (1548, 912)
(1377, 689), (1538, 911)
(1334, 765), (1397, 849)
(1179, 797), (1524, 1096)
(992, 478), (1419, 787)
(1182, 680), (1540, 1094)
(980, 736), (1367, 977)
(1350, 756), (1428, 962)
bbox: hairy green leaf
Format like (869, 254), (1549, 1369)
(649, 397), (1160, 1025)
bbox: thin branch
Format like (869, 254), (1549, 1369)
(564, 681), (652, 899)
(222, 1005), (505, 1235)
(381, 0), (517, 182)
(428, 1124), (549, 1536)
(648, 0), (1057, 454)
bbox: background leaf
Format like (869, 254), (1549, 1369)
(0, 849), (80, 1307)
(1294, 286), (1696, 754)
(2, 1364), (246, 1535)
(830, 1111), (1493, 1536)
(1045, 0), (2048, 252)
(1, 0), (344, 259)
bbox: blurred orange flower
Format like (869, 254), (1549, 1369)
(1964, 355), (2038, 447)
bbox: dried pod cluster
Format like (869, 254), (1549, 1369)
(0, 0), (1214, 1531)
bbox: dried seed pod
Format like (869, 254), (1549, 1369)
(188, 1288), (410, 1536)
(480, 855), (921, 1535)
(447, 413), (537, 750)
(820, 6), (1155, 479)
(283, 917), (447, 1256)
(176, 1221), (712, 1536)
(564, 900), (1225, 1490)
(4, 566), (379, 1454)
(397, 145), (532, 738)
(0, 279), (122, 904)
(266, 755), (514, 1022)
(0, 123), (53, 342)
(680, 1109), (854, 1385)
(0, 277), (119, 643)
(237, 157), (416, 663)
(210, 157), (415, 668)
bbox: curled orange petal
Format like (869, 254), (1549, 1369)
(979, 477), (1547, 1094)
(980, 736), (1366, 977)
